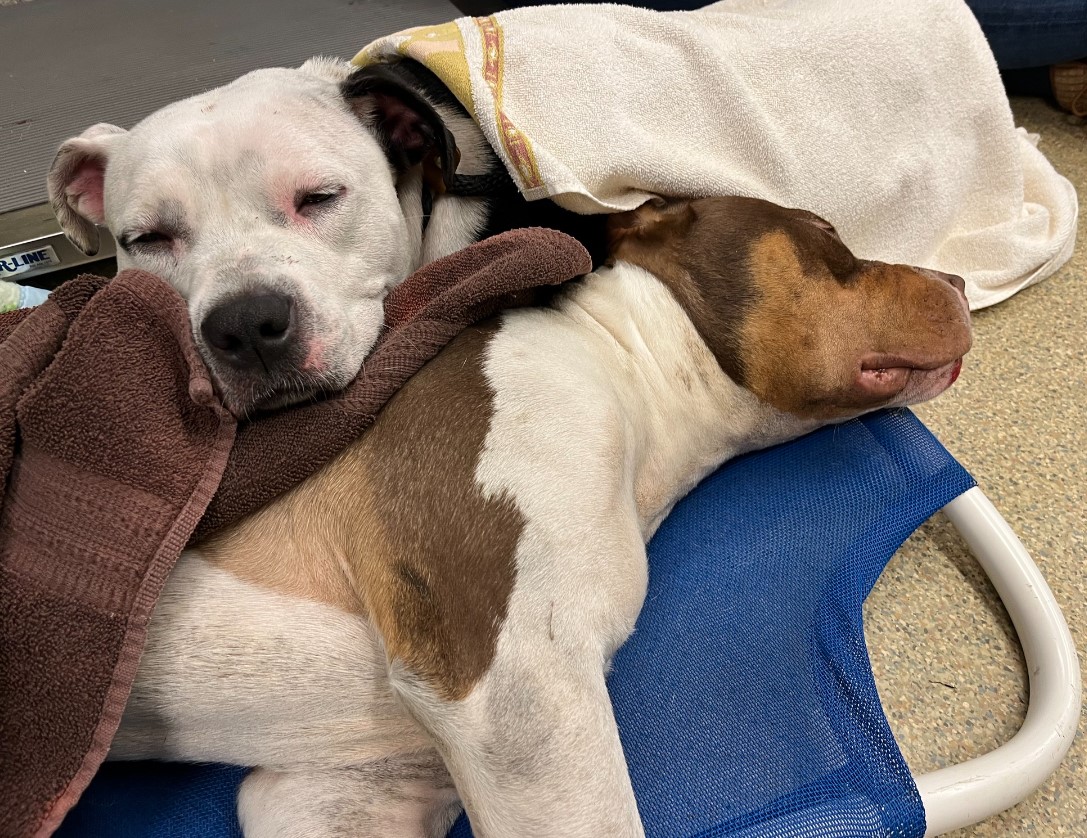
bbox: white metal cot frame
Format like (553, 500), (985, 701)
(914, 487), (1081, 836)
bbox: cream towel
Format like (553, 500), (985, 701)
(355, 0), (1078, 309)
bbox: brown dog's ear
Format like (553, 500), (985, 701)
(794, 209), (841, 238)
(342, 64), (461, 194)
(46, 123), (127, 256)
(606, 197), (696, 253)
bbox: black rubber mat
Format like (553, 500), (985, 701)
(0, 0), (461, 214)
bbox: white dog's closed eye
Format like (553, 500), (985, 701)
(294, 185), (346, 213)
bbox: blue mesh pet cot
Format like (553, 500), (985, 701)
(58, 409), (1080, 838)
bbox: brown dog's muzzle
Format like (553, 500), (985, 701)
(606, 196), (973, 420)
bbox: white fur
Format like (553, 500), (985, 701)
(114, 551), (430, 768)
(239, 758), (460, 838)
(103, 67), (408, 398)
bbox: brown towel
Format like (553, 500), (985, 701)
(0, 228), (591, 838)
(0, 272), (236, 838)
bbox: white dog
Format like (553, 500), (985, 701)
(47, 57), (607, 415)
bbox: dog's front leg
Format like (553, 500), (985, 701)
(391, 646), (645, 838)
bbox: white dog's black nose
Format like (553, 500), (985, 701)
(200, 293), (295, 369)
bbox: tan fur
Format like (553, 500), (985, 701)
(200, 485), (363, 615)
(740, 232), (972, 418)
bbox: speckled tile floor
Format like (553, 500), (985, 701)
(865, 98), (1086, 835)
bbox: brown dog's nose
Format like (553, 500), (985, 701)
(928, 269), (966, 296)
(200, 292), (295, 370)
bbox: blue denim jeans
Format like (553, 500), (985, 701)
(966, 0), (1087, 68)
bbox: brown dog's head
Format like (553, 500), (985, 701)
(607, 196), (972, 420)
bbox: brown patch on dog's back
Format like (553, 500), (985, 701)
(343, 324), (521, 699)
(204, 323), (520, 701)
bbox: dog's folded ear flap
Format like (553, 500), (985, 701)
(794, 209), (841, 238)
(342, 64), (461, 194)
(607, 197), (697, 251)
(47, 123), (128, 256)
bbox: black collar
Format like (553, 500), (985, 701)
(420, 169), (520, 232)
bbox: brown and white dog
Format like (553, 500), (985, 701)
(108, 196), (971, 837)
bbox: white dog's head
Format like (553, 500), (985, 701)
(47, 58), (464, 415)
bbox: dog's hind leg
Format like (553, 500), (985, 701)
(238, 752), (460, 838)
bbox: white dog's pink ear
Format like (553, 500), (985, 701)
(47, 123), (127, 256)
